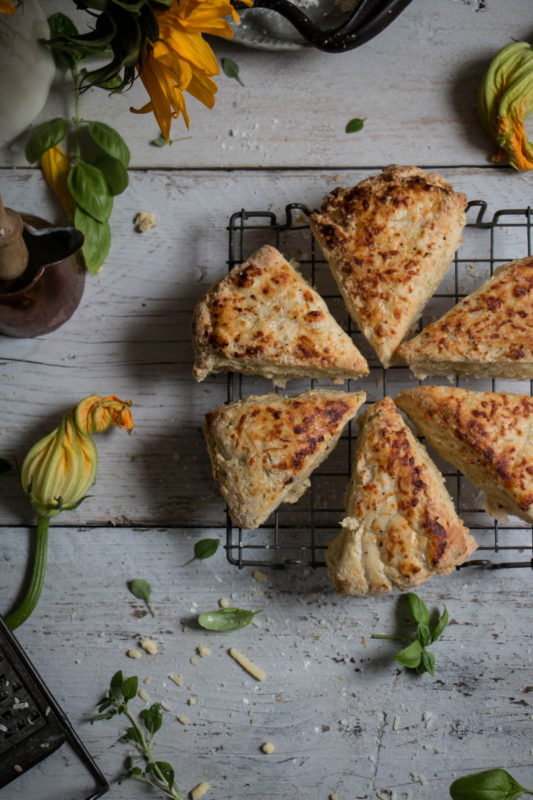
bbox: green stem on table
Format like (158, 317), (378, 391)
(123, 706), (182, 800)
(5, 516), (50, 630)
(371, 634), (412, 642)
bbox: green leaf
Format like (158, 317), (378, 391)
(74, 205), (111, 274)
(25, 118), (67, 163)
(124, 726), (143, 746)
(198, 607), (262, 632)
(122, 675), (138, 700)
(430, 605), (448, 643)
(47, 13), (88, 68)
(417, 623), (431, 648)
(149, 134), (193, 147)
(182, 537), (220, 567)
(407, 592), (430, 626)
(88, 121), (130, 167)
(221, 57), (244, 87)
(68, 161), (113, 222)
(141, 704), (163, 737)
(449, 768), (530, 800)
(154, 761), (174, 790)
(394, 639), (423, 669)
(128, 578), (155, 617)
(0, 458), (12, 474)
(110, 670), (124, 698)
(417, 648), (435, 676)
(345, 117), (366, 133)
(93, 154), (129, 196)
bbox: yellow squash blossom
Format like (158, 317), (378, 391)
(131, 0), (253, 140)
(6, 395), (133, 629)
(478, 41), (533, 170)
(41, 144), (73, 218)
(0, 0), (15, 15)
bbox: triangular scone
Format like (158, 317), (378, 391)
(396, 386), (533, 523)
(204, 389), (366, 529)
(192, 244), (368, 385)
(325, 397), (476, 596)
(397, 256), (533, 379)
(310, 165), (467, 367)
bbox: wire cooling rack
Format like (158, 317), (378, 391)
(224, 200), (533, 571)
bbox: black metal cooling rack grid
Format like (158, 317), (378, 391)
(224, 200), (533, 571)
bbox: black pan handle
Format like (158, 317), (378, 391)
(231, 0), (414, 53)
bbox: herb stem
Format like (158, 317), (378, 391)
(5, 516), (49, 630)
(371, 633), (412, 642)
(123, 706), (181, 799)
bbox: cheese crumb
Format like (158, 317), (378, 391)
(329, 794), (339, 800)
(140, 639), (158, 655)
(169, 674), (183, 687)
(252, 569), (267, 583)
(218, 597), (230, 608)
(143, 677), (152, 685)
(393, 716), (400, 731)
(138, 689), (150, 703)
(127, 648), (142, 659)
(177, 715), (191, 725)
(190, 781), (210, 800)
(134, 211), (156, 233)
(13, 765), (23, 774)
(228, 648), (266, 681)
(190, 656), (198, 666)
(197, 645), (211, 658)
(161, 702), (172, 711)
(361, 636), (367, 647)
(187, 697), (197, 706)
(261, 742), (275, 754)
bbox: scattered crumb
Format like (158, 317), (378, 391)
(423, 745), (439, 753)
(261, 742), (275, 754)
(140, 638), (158, 655)
(252, 569), (267, 583)
(218, 597), (230, 608)
(138, 689), (150, 703)
(177, 715), (191, 725)
(190, 656), (198, 666)
(248, 708), (254, 717)
(228, 648), (266, 681)
(183, 625), (190, 633)
(134, 211), (156, 233)
(161, 702), (172, 712)
(229, 711), (235, 718)
(187, 697), (197, 706)
(393, 715), (400, 731)
(143, 677), (152, 685)
(127, 648), (142, 659)
(197, 645), (211, 658)
(361, 636), (367, 647)
(251, 618), (261, 628)
(190, 781), (210, 800)
(169, 674), (183, 687)
(187, 684), (194, 691)
(13, 765), (23, 774)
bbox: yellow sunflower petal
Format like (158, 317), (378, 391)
(41, 145), (72, 218)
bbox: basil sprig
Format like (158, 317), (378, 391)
(372, 592), (448, 676)
(197, 607), (262, 632)
(450, 768), (533, 799)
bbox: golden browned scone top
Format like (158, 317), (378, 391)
(192, 244), (368, 383)
(310, 165), (467, 366)
(397, 256), (533, 379)
(204, 389), (366, 530)
(396, 385), (533, 522)
(325, 397), (476, 596)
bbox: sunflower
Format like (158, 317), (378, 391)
(0, 0), (16, 14)
(131, 0), (252, 140)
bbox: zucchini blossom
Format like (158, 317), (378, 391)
(478, 41), (533, 170)
(6, 395), (133, 630)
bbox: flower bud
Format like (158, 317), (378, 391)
(21, 395), (133, 518)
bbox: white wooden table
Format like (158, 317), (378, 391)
(1, 1), (533, 798)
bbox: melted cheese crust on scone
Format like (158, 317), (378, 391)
(204, 389), (366, 530)
(396, 386), (533, 523)
(310, 165), (467, 367)
(192, 244), (368, 385)
(326, 397), (476, 595)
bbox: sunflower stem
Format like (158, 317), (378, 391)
(5, 516), (50, 630)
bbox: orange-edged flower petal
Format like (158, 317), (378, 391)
(76, 394), (134, 435)
(0, 0), (16, 15)
(41, 145), (72, 218)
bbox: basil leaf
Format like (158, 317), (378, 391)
(128, 578), (155, 617)
(154, 761), (174, 790)
(110, 670), (124, 698)
(93, 154), (129, 196)
(122, 675), (138, 700)
(141, 704), (163, 736)
(47, 13), (87, 68)
(88, 121), (130, 167)
(222, 57), (244, 86)
(0, 458), (12, 474)
(449, 768), (529, 800)
(124, 725), (143, 745)
(430, 605), (448, 643)
(74, 206), (111, 274)
(182, 537), (220, 566)
(25, 117), (67, 163)
(407, 592), (430, 626)
(417, 648), (435, 676)
(150, 134), (192, 147)
(197, 607), (261, 632)
(394, 639), (422, 669)
(68, 161), (112, 222)
(345, 117), (366, 133)
(417, 622), (430, 648)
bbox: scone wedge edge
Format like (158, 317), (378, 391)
(325, 396), (477, 596)
(192, 244), (369, 385)
(204, 389), (366, 530)
(396, 385), (533, 524)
